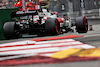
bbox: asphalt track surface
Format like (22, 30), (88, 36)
(1, 19), (100, 67)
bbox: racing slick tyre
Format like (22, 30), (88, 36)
(76, 17), (88, 33)
(3, 22), (20, 39)
(45, 18), (61, 35)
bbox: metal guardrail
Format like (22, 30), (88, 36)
(58, 9), (100, 20)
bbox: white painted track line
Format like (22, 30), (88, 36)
(0, 39), (95, 61)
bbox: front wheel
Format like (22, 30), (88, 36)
(45, 18), (61, 35)
(76, 17), (88, 33)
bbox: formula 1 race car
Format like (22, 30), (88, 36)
(3, 0), (88, 39)
(44, 11), (88, 33)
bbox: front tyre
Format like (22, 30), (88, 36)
(45, 18), (61, 35)
(76, 17), (88, 33)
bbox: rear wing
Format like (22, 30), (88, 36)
(11, 10), (38, 18)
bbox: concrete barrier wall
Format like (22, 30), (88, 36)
(0, 8), (19, 40)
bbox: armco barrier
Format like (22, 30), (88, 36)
(0, 8), (19, 40)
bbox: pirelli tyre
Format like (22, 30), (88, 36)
(3, 22), (20, 39)
(45, 18), (61, 35)
(76, 17), (88, 33)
